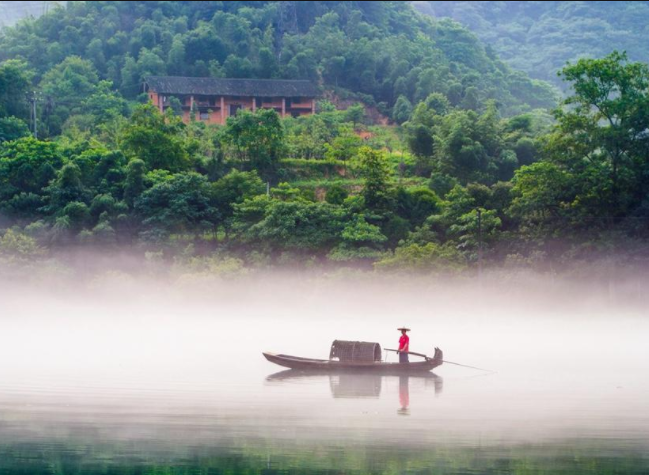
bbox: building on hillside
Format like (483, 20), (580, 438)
(144, 76), (317, 125)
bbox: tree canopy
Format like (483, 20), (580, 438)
(0, 1), (646, 276)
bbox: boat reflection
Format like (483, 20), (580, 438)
(266, 370), (443, 412)
(330, 373), (382, 398)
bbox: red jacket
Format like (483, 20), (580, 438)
(399, 334), (409, 352)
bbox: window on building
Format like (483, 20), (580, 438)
(229, 104), (242, 116)
(200, 112), (210, 121)
(255, 97), (263, 108)
(292, 97), (302, 104)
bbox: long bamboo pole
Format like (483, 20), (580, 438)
(384, 348), (494, 372)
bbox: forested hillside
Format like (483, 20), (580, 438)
(414, 1), (649, 87)
(0, 0), (556, 132)
(0, 2), (648, 280)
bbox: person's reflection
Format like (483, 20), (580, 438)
(397, 375), (410, 416)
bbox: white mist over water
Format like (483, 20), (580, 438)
(0, 271), (648, 455)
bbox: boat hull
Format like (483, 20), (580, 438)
(263, 351), (443, 374)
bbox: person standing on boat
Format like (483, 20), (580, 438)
(397, 327), (410, 363)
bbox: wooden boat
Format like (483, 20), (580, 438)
(262, 346), (443, 374)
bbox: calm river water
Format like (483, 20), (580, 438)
(0, 275), (648, 473)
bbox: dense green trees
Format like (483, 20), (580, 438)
(121, 104), (190, 172)
(554, 52), (649, 218)
(0, 60), (33, 118)
(234, 198), (347, 254)
(511, 52), (649, 236)
(0, 116), (30, 143)
(356, 147), (393, 211)
(0, 59), (33, 141)
(1, 49), (645, 270)
(0, 0), (556, 132)
(0, 138), (62, 204)
(403, 98), (547, 185)
(222, 109), (284, 181)
(39, 56), (99, 134)
(135, 172), (220, 241)
(0, 1), (647, 275)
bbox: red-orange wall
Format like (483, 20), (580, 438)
(150, 94), (315, 125)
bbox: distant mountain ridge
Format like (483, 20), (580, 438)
(413, 1), (649, 87)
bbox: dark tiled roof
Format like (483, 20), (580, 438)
(145, 76), (317, 97)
